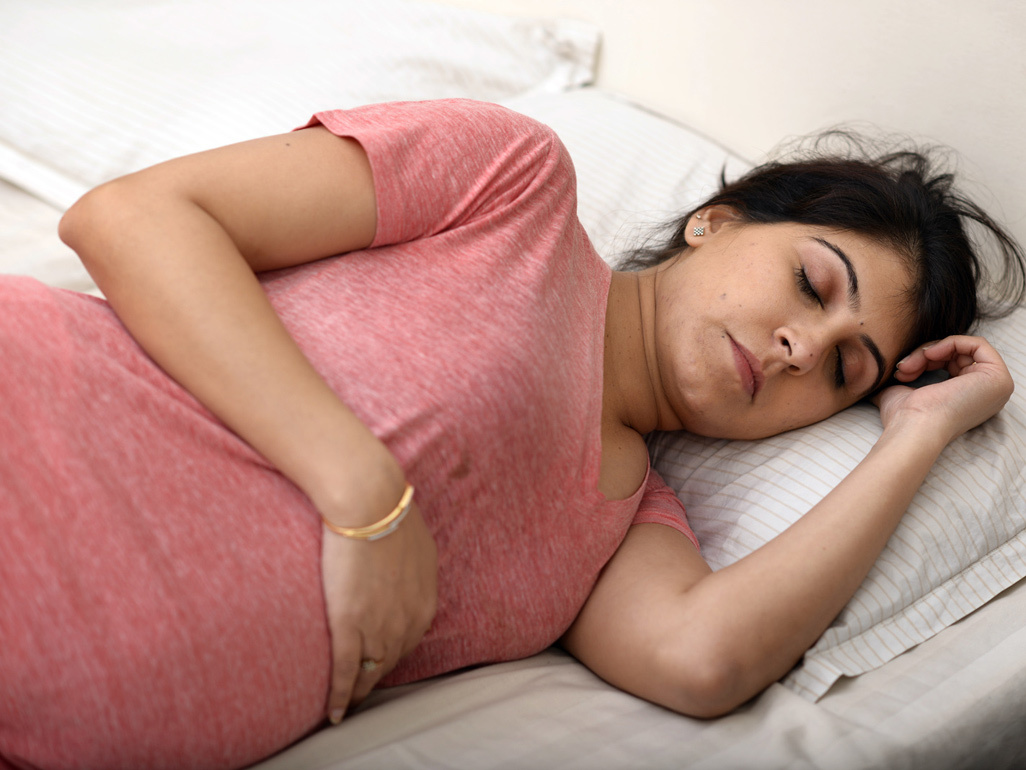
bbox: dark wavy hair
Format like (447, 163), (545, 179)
(619, 132), (1026, 361)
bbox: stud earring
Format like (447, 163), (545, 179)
(693, 226), (705, 236)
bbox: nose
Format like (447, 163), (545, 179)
(775, 324), (828, 374)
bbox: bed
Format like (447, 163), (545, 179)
(2, 1), (1025, 768)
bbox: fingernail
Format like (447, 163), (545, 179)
(329, 709), (344, 725)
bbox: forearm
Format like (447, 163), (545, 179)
(61, 175), (402, 524)
(695, 338), (1017, 705)
(570, 338), (1012, 718)
(668, 423), (947, 712)
(567, 421), (950, 718)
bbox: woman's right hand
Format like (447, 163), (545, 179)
(876, 334), (1014, 442)
(319, 494), (438, 725)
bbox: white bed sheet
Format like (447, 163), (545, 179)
(252, 575), (1026, 770)
(0, 180), (92, 293)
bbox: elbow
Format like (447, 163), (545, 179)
(58, 191), (86, 252)
(668, 660), (748, 719)
(59, 181), (123, 267)
(658, 637), (781, 719)
(59, 182), (106, 251)
(59, 176), (161, 284)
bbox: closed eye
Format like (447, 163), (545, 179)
(795, 266), (822, 306)
(797, 266), (848, 388)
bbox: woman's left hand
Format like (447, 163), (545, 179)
(874, 334), (1014, 441)
(320, 498), (437, 724)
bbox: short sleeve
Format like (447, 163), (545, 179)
(633, 468), (701, 552)
(300, 99), (574, 248)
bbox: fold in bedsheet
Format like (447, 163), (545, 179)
(252, 576), (1026, 769)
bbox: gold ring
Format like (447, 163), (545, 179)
(360, 657), (383, 673)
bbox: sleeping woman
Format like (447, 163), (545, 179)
(2, 99), (1024, 770)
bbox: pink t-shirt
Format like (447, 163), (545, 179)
(0, 100), (696, 769)
(299, 99), (698, 685)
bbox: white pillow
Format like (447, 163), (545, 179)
(0, 0), (599, 209)
(507, 88), (1026, 700)
(502, 89), (750, 263)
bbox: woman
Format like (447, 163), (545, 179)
(2, 99), (1022, 769)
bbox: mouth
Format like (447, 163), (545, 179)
(728, 335), (765, 400)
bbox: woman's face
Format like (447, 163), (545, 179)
(650, 212), (914, 439)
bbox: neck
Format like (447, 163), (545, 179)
(603, 270), (675, 435)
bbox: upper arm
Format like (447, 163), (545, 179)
(562, 523), (721, 715)
(63, 125), (377, 273)
(61, 100), (567, 278)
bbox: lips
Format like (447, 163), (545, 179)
(729, 336), (764, 400)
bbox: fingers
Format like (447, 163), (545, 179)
(326, 627), (399, 722)
(346, 654), (386, 710)
(350, 594), (434, 706)
(327, 617), (432, 722)
(893, 341), (941, 381)
(883, 334), (1013, 439)
(319, 500), (439, 727)
(348, 634), (398, 707)
(919, 335), (1001, 364)
(894, 335), (1006, 381)
(325, 602), (403, 721)
(326, 626), (362, 725)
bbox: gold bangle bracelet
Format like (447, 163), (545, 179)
(321, 483), (415, 541)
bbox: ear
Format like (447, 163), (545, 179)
(683, 204), (742, 249)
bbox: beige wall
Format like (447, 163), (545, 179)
(440, 0), (1026, 250)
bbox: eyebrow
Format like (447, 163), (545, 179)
(812, 237), (886, 395)
(860, 333), (887, 396)
(814, 237), (860, 307)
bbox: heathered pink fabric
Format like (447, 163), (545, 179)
(0, 100), (696, 769)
